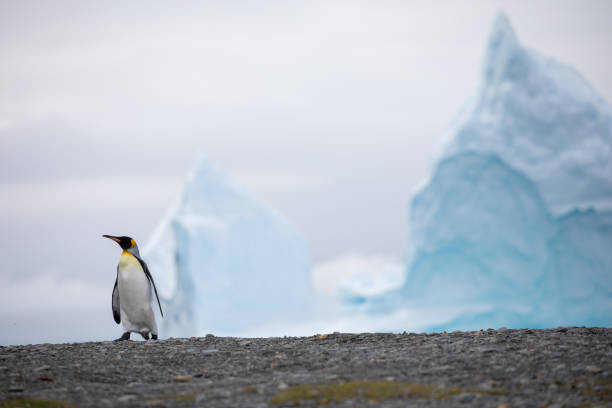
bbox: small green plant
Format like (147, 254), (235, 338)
(272, 380), (506, 405)
(147, 393), (197, 403)
(0, 399), (73, 408)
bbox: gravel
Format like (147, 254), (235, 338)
(1, 327), (611, 407)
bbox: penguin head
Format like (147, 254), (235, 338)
(103, 235), (138, 252)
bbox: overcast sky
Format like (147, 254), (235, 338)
(1, 0), (611, 345)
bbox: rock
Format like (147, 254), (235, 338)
(243, 385), (260, 393)
(172, 375), (193, 382)
(478, 382), (493, 390)
(586, 365), (602, 374)
(457, 392), (475, 403)
(146, 400), (167, 407)
(98, 398), (112, 407)
(33, 365), (51, 372)
(117, 395), (136, 403)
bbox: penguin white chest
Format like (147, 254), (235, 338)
(117, 252), (157, 335)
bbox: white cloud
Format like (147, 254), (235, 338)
(0, 270), (107, 315)
(234, 170), (331, 193)
(0, 177), (181, 215)
(0, 270), (116, 345)
(312, 254), (405, 297)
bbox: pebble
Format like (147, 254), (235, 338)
(146, 401), (166, 407)
(33, 364), (51, 372)
(585, 365), (602, 374)
(478, 382), (493, 390)
(117, 394), (136, 403)
(98, 398), (112, 407)
(458, 392), (475, 403)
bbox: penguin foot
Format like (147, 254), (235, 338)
(152, 334), (158, 340)
(114, 332), (130, 342)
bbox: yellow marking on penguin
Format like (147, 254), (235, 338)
(130, 239), (136, 248)
(119, 250), (140, 268)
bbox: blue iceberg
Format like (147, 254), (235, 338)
(144, 155), (312, 337)
(393, 13), (612, 330)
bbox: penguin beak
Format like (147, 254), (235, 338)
(102, 235), (121, 243)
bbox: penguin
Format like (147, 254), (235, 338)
(103, 235), (163, 341)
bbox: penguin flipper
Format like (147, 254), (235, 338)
(135, 256), (164, 318)
(112, 273), (121, 324)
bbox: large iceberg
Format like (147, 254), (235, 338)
(443, 13), (612, 215)
(144, 156), (312, 337)
(392, 13), (612, 330)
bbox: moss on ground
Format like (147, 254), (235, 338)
(578, 378), (612, 406)
(272, 380), (506, 405)
(0, 399), (73, 408)
(147, 393), (197, 403)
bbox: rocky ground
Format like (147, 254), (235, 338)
(0, 328), (611, 407)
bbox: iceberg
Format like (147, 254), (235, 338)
(368, 13), (612, 330)
(312, 254), (405, 302)
(442, 13), (612, 215)
(144, 155), (312, 337)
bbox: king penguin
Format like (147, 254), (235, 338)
(103, 235), (163, 341)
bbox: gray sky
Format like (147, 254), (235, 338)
(1, 0), (611, 344)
